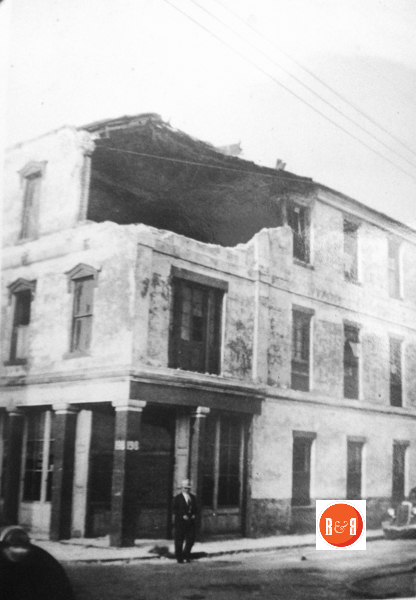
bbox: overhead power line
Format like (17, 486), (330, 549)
(213, 0), (416, 161)
(162, 0), (416, 183)
(190, 0), (416, 172)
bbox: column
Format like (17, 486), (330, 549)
(189, 407), (210, 536)
(50, 403), (78, 540)
(3, 409), (24, 524)
(110, 399), (146, 547)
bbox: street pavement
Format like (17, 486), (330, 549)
(32, 528), (384, 563)
(61, 538), (416, 600)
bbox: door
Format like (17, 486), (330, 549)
(135, 406), (175, 538)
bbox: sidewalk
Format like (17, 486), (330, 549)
(32, 529), (385, 563)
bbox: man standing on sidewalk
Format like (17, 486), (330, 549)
(173, 479), (198, 563)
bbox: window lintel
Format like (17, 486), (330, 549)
(18, 161), (47, 181)
(171, 266), (228, 291)
(292, 304), (314, 316)
(293, 430), (316, 440)
(65, 263), (99, 291)
(347, 436), (366, 444)
(8, 278), (36, 301)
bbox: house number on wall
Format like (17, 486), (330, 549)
(114, 440), (140, 451)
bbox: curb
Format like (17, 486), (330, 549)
(58, 532), (385, 564)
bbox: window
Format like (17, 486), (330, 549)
(291, 309), (313, 391)
(347, 440), (364, 500)
(287, 204), (310, 263)
(18, 162), (46, 240)
(292, 433), (315, 506)
(344, 324), (360, 399)
(22, 411), (54, 502)
(388, 240), (401, 299)
(169, 271), (226, 375)
(7, 279), (36, 364)
(202, 414), (244, 509)
(66, 264), (98, 356)
(390, 338), (402, 407)
(344, 220), (359, 281)
(392, 442), (407, 503)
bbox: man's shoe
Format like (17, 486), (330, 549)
(177, 559), (184, 563)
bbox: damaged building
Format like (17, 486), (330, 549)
(2, 113), (416, 545)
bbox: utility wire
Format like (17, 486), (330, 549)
(191, 0), (416, 171)
(213, 0), (416, 160)
(94, 145), (314, 182)
(162, 0), (416, 183)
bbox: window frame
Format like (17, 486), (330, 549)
(388, 239), (402, 299)
(343, 219), (359, 282)
(291, 307), (314, 392)
(392, 441), (408, 504)
(169, 268), (227, 375)
(291, 431), (316, 507)
(18, 161), (46, 240)
(343, 322), (361, 400)
(202, 413), (245, 511)
(20, 411), (54, 504)
(65, 264), (99, 358)
(346, 438), (364, 500)
(389, 337), (403, 407)
(6, 279), (36, 366)
(287, 203), (311, 264)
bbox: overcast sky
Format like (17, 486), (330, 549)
(4, 0), (416, 227)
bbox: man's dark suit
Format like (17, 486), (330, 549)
(172, 492), (198, 562)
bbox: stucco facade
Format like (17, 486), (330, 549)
(2, 116), (416, 544)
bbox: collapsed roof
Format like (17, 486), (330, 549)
(83, 114), (315, 247)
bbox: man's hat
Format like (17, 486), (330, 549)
(181, 479), (191, 488)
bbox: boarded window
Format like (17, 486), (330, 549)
(344, 220), (358, 281)
(292, 435), (314, 506)
(392, 443), (407, 503)
(390, 338), (402, 407)
(202, 414), (244, 509)
(344, 324), (360, 399)
(388, 240), (401, 299)
(169, 279), (223, 374)
(71, 276), (94, 353)
(10, 290), (32, 362)
(347, 440), (363, 500)
(22, 412), (54, 503)
(20, 172), (41, 239)
(287, 204), (310, 263)
(291, 310), (311, 391)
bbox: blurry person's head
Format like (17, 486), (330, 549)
(181, 479), (192, 493)
(0, 526), (31, 562)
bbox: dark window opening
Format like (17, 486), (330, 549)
(344, 220), (358, 281)
(291, 310), (311, 391)
(392, 443), (406, 503)
(390, 339), (402, 407)
(169, 279), (223, 374)
(292, 436), (313, 506)
(288, 204), (310, 263)
(70, 276), (94, 353)
(10, 290), (32, 362)
(347, 440), (363, 500)
(344, 324), (360, 399)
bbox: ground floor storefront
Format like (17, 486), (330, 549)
(0, 375), (261, 546)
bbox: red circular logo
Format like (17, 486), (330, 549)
(319, 503), (363, 547)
